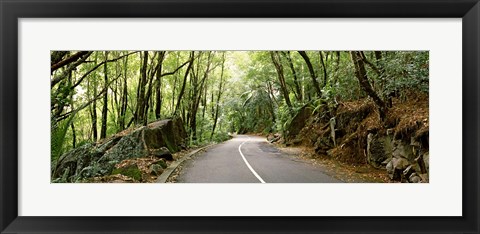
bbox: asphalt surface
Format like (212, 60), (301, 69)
(176, 135), (341, 183)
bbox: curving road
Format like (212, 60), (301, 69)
(176, 135), (341, 183)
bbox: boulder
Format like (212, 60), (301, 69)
(381, 157), (391, 166)
(150, 147), (173, 161)
(267, 133), (281, 143)
(52, 118), (187, 182)
(98, 128), (148, 171)
(314, 136), (332, 154)
(149, 164), (164, 176)
(408, 173), (422, 183)
(387, 157), (410, 181)
(155, 158), (168, 169)
(112, 164), (142, 181)
(367, 134), (392, 168)
(286, 105), (312, 141)
(52, 143), (103, 180)
(392, 157), (410, 170)
(392, 140), (415, 161)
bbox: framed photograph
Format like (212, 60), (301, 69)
(1, 0), (478, 233)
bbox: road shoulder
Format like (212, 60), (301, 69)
(269, 142), (390, 183)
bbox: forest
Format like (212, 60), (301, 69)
(51, 51), (429, 183)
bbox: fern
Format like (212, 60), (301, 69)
(51, 114), (76, 164)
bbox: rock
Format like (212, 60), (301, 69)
(419, 173), (429, 183)
(270, 137), (281, 143)
(112, 164), (142, 181)
(267, 134), (275, 141)
(268, 133), (281, 143)
(386, 160), (394, 175)
(412, 162), (422, 174)
(96, 135), (122, 153)
(155, 159), (168, 169)
(149, 164), (164, 176)
(392, 157), (410, 170)
(144, 118), (187, 152)
(52, 118), (187, 182)
(392, 141), (415, 161)
(286, 105), (312, 141)
(403, 165), (415, 178)
(52, 143), (103, 180)
(100, 128), (148, 164)
(387, 157), (410, 181)
(286, 138), (302, 146)
(409, 173), (422, 183)
(381, 157), (392, 166)
(150, 147), (173, 161)
(410, 137), (422, 147)
(314, 136), (331, 154)
(367, 134), (391, 168)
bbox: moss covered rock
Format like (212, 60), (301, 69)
(52, 118), (187, 182)
(112, 164), (142, 181)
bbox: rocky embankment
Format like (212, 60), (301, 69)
(269, 96), (429, 183)
(52, 118), (187, 183)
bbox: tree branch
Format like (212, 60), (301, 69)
(69, 51), (139, 90)
(54, 74), (122, 123)
(50, 52), (93, 88)
(160, 60), (190, 77)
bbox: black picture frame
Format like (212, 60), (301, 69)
(1, 0), (479, 233)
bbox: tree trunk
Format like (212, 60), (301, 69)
(90, 53), (98, 141)
(135, 51), (149, 125)
(210, 52), (226, 140)
(189, 52), (213, 141)
(51, 51), (91, 73)
(350, 51), (387, 121)
(271, 51), (293, 111)
(155, 51), (166, 119)
(174, 51), (195, 115)
(283, 51), (303, 102)
(119, 53), (128, 130)
(71, 123), (76, 148)
(298, 51), (322, 98)
(100, 51), (108, 139)
(143, 52), (160, 125)
(319, 51), (327, 87)
(68, 69), (77, 148)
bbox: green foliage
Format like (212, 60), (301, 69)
(376, 51), (429, 99)
(51, 114), (76, 164)
(51, 50), (429, 167)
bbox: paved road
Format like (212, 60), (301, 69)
(176, 135), (341, 183)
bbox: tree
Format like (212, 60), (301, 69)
(350, 51), (387, 120)
(100, 51), (109, 139)
(210, 52), (226, 140)
(174, 51), (195, 115)
(281, 51), (302, 102)
(270, 51), (293, 112)
(50, 50), (428, 166)
(298, 51), (322, 98)
(135, 51), (149, 125)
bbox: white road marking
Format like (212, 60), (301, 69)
(238, 138), (266, 183)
